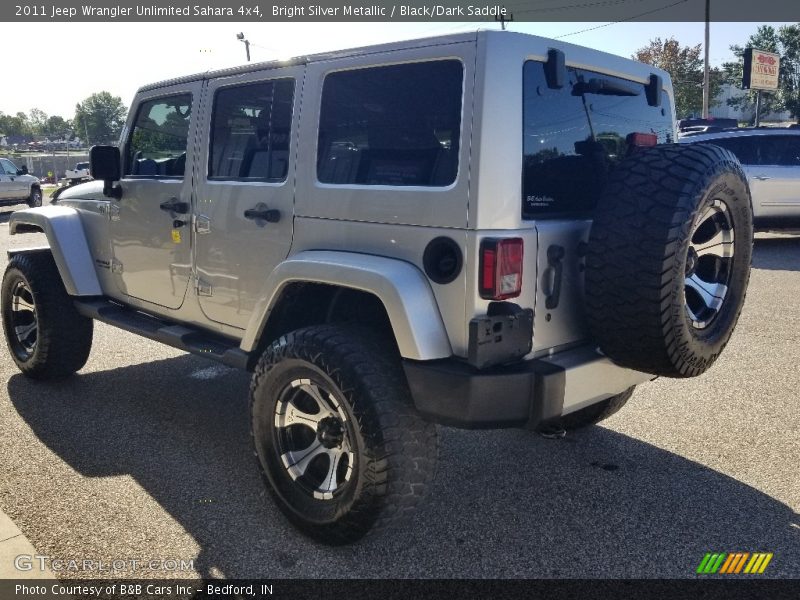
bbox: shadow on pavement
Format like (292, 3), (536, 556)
(8, 355), (800, 578)
(752, 235), (800, 271)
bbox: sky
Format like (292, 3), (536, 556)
(1, 21), (794, 119)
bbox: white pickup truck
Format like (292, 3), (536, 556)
(64, 162), (91, 185)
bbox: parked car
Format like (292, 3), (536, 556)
(678, 117), (738, 132)
(0, 158), (42, 207)
(3, 31), (753, 544)
(64, 161), (92, 185)
(680, 128), (800, 229)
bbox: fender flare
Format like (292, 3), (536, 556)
(242, 251), (453, 361)
(8, 206), (102, 297)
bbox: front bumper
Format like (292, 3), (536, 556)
(403, 345), (653, 429)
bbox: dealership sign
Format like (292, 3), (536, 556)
(742, 48), (780, 90)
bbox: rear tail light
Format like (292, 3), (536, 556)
(479, 238), (523, 300)
(627, 132), (658, 148)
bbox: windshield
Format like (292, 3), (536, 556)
(522, 61), (675, 218)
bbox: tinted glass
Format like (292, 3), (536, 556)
(522, 61), (674, 217)
(758, 135), (800, 166)
(317, 60), (463, 187)
(126, 94), (192, 177)
(700, 137), (758, 165)
(209, 79), (295, 180)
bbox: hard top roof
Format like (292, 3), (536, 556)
(137, 30), (479, 93)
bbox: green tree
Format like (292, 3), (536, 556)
(0, 112), (30, 137)
(722, 24), (800, 123)
(28, 108), (48, 136)
(633, 37), (722, 119)
(44, 115), (72, 139)
(73, 91), (127, 145)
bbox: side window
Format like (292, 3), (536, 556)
(705, 137), (757, 165)
(317, 60), (464, 187)
(758, 136), (800, 166)
(1, 159), (18, 175)
(209, 79), (295, 181)
(126, 94), (192, 177)
(777, 137), (800, 166)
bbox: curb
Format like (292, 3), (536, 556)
(0, 509), (56, 579)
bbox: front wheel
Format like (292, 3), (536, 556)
(1, 252), (93, 379)
(250, 325), (437, 545)
(27, 187), (42, 208)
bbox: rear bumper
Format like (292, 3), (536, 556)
(403, 345), (653, 429)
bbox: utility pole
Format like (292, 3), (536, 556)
(702, 0), (710, 118)
(237, 32), (251, 62)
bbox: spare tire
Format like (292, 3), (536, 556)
(585, 144), (752, 378)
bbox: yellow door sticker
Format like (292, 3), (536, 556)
(171, 229), (182, 244)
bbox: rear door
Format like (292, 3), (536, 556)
(110, 83), (201, 309)
(748, 135), (800, 219)
(192, 66), (302, 329)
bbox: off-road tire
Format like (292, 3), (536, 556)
(27, 186), (42, 208)
(1, 252), (93, 379)
(586, 144), (753, 378)
(250, 325), (437, 545)
(561, 387), (635, 430)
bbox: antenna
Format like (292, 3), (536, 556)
(494, 6), (513, 31)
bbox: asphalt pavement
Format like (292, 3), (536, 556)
(0, 200), (798, 579)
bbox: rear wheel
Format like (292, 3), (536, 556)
(1, 252), (93, 379)
(250, 325), (437, 545)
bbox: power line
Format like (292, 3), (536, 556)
(505, 0), (650, 15)
(553, 0), (690, 39)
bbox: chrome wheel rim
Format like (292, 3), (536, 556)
(684, 199), (735, 329)
(273, 378), (355, 500)
(9, 280), (38, 359)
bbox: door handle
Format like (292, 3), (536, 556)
(244, 204), (281, 223)
(160, 198), (189, 214)
(753, 175), (771, 181)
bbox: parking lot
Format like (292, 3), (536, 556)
(0, 201), (798, 579)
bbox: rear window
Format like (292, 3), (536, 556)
(522, 61), (674, 218)
(317, 60), (463, 187)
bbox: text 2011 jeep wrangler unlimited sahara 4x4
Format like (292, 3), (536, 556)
(2, 31), (752, 544)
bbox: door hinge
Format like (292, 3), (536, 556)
(195, 214), (211, 234)
(195, 276), (212, 297)
(110, 258), (123, 274)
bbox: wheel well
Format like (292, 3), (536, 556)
(252, 283), (396, 369)
(12, 223), (44, 233)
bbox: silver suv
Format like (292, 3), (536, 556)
(0, 158), (42, 208)
(2, 31), (754, 544)
(680, 128), (800, 229)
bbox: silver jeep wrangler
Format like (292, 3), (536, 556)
(2, 31), (753, 544)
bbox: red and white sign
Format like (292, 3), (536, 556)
(747, 49), (780, 90)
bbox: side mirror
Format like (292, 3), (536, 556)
(90, 145), (122, 199)
(18, 165), (28, 175)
